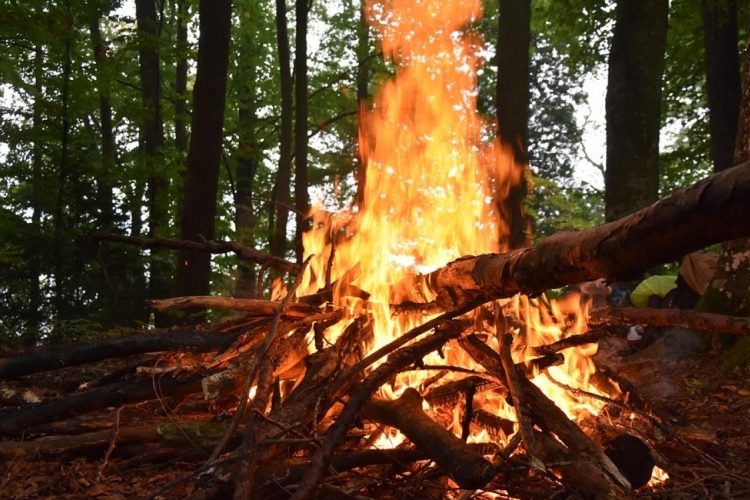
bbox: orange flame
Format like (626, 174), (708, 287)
(299, 0), (614, 446)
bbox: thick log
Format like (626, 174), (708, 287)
(425, 161), (750, 307)
(589, 306), (750, 335)
(362, 387), (495, 489)
(0, 372), (211, 436)
(0, 329), (234, 378)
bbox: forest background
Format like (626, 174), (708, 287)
(0, 0), (746, 347)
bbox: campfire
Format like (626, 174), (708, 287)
(3, 0), (750, 498)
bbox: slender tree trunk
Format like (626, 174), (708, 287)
(604, 0), (669, 222)
(53, 2), (73, 329)
(270, 0), (294, 259)
(234, 1), (261, 298)
(175, 0), (233, 320)
(136, 0), (170, 325)
(699, 30), (750, 372)
(89, 16), (116, 231)
(27, 44), (44, 345)
(702, 0), (741, 173)
(495, 0), (533, 249)
(174, 0), (189, 157)
(353, 3), (369, 210)
(293, 0), (310, 263)
(700, 28), (750, 319)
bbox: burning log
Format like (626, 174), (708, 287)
(589, 306), (750, 336)
(458, 334), (633, 496)
(424, 161), (750, 308)
(362, 387), (495, 489)
(498, 333), (545, 473)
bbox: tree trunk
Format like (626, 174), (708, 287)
(174, 0), (189, 157)
(604, 0), (669, 222)
(496, 0), (533, 249)
(53, 2), (73, 330)
(175, 0), (233, 319)
(701, 0), (741, 173)
(135, 0), (170, 326)
(293, 0), (311, 263)
(353, 4), (370, 210)
(89, 15), (116, 231)
(698, 30), (750, 336)
(234, 0), (261, 298)
(27, 43), (44, 345)
(270, 0), (294, 259)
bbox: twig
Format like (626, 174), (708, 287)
(95, 407), (122, 483)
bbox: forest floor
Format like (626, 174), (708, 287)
(2, 338), (750, 499)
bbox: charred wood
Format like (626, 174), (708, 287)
(458, 334), (632, 495)
(362, 387), (495, 489)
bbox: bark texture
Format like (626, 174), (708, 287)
(605, 0), (669, 222)
(176, 0), (233, 309)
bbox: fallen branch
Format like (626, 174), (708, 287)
(93, 232), (299, 275)
(148, 296), (316, 318)
(0, 329), (235, 378)
(589, 306), (750, 335)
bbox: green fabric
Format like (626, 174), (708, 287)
(630, 275), (678, 308)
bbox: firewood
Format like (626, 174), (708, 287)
(0, 372), (211, 436)
(589, 306), (750, 336)
(0, 329), (235, 379)
(423, 375), (502, 407)
(532, 326), (611, 356)
(458, 334), (632, 496)
(147, 295), (316, 318)
(537, 431), (613, 497)
(498, 333), (545, 473)
(92, 232), (299, 275)
(288, 318), (470, 500)
(423, 161), (750, 308)
(362, 388), (495, 489)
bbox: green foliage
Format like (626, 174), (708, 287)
(0, 0), (746, 344)
(529, 177), (604, 241)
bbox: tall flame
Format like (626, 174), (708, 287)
(301, 0), (517, 342)
(299, 0), (612, 439)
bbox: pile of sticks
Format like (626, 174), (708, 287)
(4, 163), (750, 498)
(1, 281), (735, 500)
